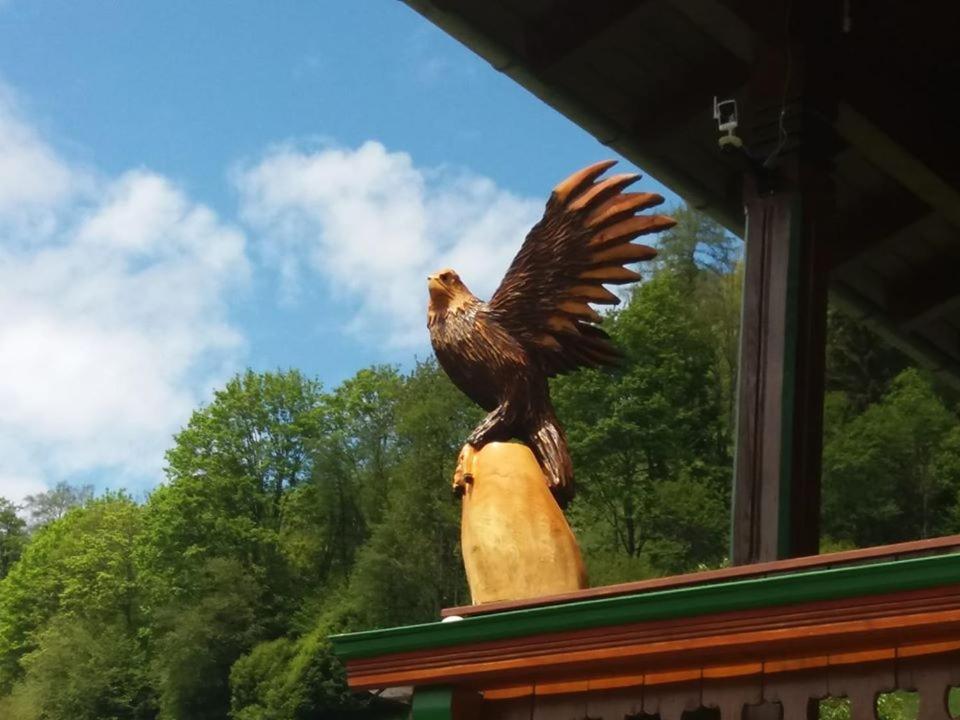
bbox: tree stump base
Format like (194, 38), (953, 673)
(459, 442), (587, 605)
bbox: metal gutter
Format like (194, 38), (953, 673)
(331, 550), (960, 662)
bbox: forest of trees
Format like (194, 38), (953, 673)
(2, 207), (960, 719)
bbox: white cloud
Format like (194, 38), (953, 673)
(236, 140), (541, 347)
(0, 90), (249, 502)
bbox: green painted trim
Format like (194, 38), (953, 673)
(331, 551), (960, 662)
(411, 686), (453, 720)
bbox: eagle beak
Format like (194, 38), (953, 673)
(427, 274), (444, 293)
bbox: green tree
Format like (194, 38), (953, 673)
(0, 498), (27, 579)
(22, 481), (94, 527)
(822, 368), (960, 545)
(0, 494), (144, 696)
(655, 204), (742, 437)
(150, 559), (264, 720)
(165, 369), (324, 518)
(139, 370), (329, 720)
(346, 361), (478, 628)
(140, 370), (327, 613)
(228, 362), (477, 719)
(1, 615), (153, 720)
(555, 271), (730, 576)
(292, 367), (403, 588)
(825, 309), (909, 412)
(229, 611), (365, 720)
(654, 204), (738, 281)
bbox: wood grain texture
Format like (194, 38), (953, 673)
(426, 161), (674, 503)
(459, 443), (586, 604)
(732, 166), (831, 565)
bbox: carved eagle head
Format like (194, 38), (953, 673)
(427, 268), (475, 325)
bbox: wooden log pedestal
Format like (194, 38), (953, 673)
(458, 442), (587, 605)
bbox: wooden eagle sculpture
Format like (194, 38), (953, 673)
(427, 160), (676, 507)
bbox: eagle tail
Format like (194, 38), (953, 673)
(530, 410), (574, 508)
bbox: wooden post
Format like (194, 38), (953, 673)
(732, 167), (832, 564)
(731, 1), (839, 564)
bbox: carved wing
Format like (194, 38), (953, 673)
(487, 160), (675, 377)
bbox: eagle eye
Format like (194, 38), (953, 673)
(441, 271), (454, 282)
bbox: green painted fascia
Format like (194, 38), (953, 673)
(331, 551), (960, 662)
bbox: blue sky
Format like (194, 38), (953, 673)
(0, 1), (681, 500)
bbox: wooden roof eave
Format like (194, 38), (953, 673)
(401, 0), (744, 233)
(401, 0), (960, 388)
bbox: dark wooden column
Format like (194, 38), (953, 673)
(731, 1), (839, 565)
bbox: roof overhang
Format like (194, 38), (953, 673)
(401, 0), (960, 387)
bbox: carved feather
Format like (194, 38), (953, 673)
(484, 160), (675, 378)
(585, 192), (664, 228)
(568, 173), (639, 211)
(579, 267), (643, 283)
(552, 159), (617, 203)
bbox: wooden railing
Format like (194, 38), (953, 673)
(482, 652), (960, 720)
(331, 537), (960, 720)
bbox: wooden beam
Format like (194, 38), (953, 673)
(831, 283), (960, 394)
(887, 258), (960, 332)
(836, 105), (960, 232)
(838, 3), (960, 227)
(829, 189), (930, 269)
(522, 0), (647, 71)
(666, 0), (755, 62)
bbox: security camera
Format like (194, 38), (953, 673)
(713, 97), (743, 149)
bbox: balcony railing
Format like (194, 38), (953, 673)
(331, 536), (960, 720)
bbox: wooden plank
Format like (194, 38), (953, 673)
(346, 598), (960, 690)
(839, 14), (960, 229)
(829, 190), (930, 269)
(522, 0), (649, 71)
(441, 534), (960, 618)
(347, 586), (960, 689)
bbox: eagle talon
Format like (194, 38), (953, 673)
(452, 474), (473, 499)
(453, 444), (478, 497)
